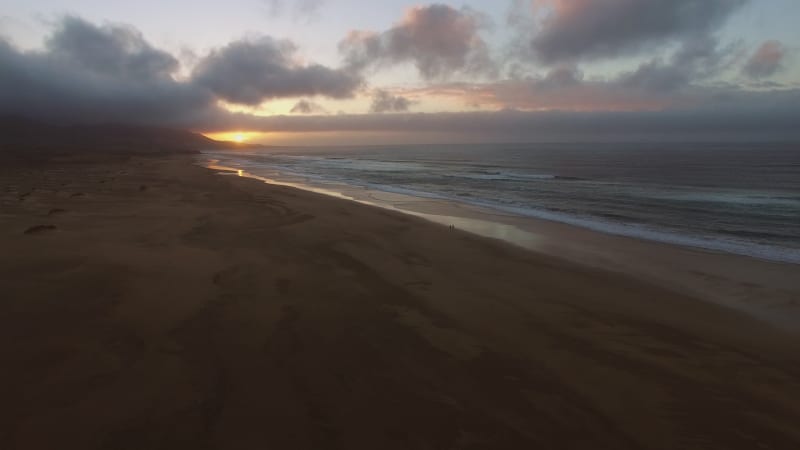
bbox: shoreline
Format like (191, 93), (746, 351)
(199, 149), (800, 266)
(203, 157), (800, 331)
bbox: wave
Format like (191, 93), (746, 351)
(447, 171), (557, 181)
(473, 203), (800, 265)
(353, 182), (800, 264)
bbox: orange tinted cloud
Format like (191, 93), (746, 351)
(743, 40), (785, 79)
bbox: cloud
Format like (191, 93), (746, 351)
(264, 0), (325, 20)
(46, 16), (179, 81)
(406, 36), (741, 113)
(743, 40), (785, 79)
(191, 37), (362, 105)
(0, 16), (358, 127)
(339, 4), (494, 79)
(1, 14), (798, 144)
(290, 99), (328, 114)
(617, 34), (739, 92)
(405, 77), (669, 113)
(530, 0), (747, 63)
(0, 17), (215, 126)
(370, 90), (412, 113)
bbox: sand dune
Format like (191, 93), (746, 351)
(1, 153), (799, 449)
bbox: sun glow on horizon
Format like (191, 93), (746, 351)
(204, 131), (266, 144)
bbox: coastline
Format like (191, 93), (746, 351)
(200, 146), (800, 266)
(3, 152), (800, 449)
(204, 156), (800, 330)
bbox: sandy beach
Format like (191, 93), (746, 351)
(2, 152), (800, 449)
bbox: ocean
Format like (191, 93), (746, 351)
(202, 142), (800, 264)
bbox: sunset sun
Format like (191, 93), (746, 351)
(203, 131), (261, 144)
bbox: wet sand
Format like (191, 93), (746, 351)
(2, 153), (800, 449)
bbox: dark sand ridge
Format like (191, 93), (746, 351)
(2, 153), (800, 449)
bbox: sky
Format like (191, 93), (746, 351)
(1, 0), (798, 145)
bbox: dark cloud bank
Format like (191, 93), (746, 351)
(0, 17), (212, 127)
(0, 16), (359, 128)
(1, 7), (798, 142)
